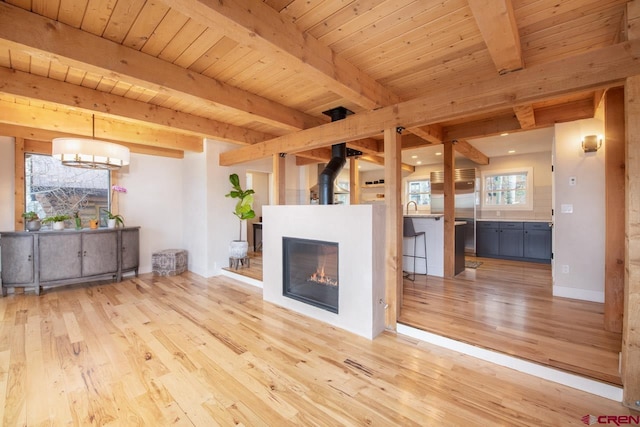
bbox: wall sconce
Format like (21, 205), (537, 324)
(581, 135), (602, 153)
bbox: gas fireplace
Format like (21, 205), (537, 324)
(283, 237), (339, 313)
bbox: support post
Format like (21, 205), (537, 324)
(272, 153), (286, 205)
(384, 127), (402, 329)
(443, 140), (456, 278)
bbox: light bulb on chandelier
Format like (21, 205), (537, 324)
(52, 115), (130, 170)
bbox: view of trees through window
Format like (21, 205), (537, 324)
(407, 179), (431, 206)
(484, 172), (528, 206)
(25, 154), (110, 225)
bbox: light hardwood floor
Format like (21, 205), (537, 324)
(399, 257), (622, 386)
(0, 272), (634, 426)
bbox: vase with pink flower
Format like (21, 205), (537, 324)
(108, 185), (127, 227)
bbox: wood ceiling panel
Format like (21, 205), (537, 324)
(102, 0), (146, 44)
(29, 55), (49, 76)
(48, 61), (68, 81)
(80, 0), (117, 36)
(173, 28), (224, 69)
(335, 0), (471, 59)
(57, 0), (87, 28)
(188, 36), (239, 74)
(121, 2), (170, 50)
(9, 49), (30, 73)
(0, 47), (11, 68)
(139, 9), (189, 56)
(157, 18), (207, 63)
(514, 0), (626, 32)
(31, 0), (59, 19)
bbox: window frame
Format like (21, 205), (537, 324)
(480, 167), (534, 211)
(405, 177), (431, 208)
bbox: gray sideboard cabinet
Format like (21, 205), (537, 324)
(0, 227), (139, 296)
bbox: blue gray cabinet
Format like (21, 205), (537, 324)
(523, 222), (552, 260)
(0, 227), (139, 296)
(476, 221), (551, 263)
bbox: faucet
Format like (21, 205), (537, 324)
(406, 200), (418, 215)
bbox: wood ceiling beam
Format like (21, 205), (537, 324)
(348, 138), (383, 155)
(0, 100), (202, 152)
(535, 98), (596, 125)
(468, 0), (523, 74)
(444, 114), (522, 141)
(221, 39), (640, 166)
(408, 125), (444, 144)
(294, 148), (415, 172)
(15, 131), (184, 158)
(166, 0), (402, 110)
(513, 105), (536, 129)
(0, 2), (322, 132)
(0, 67), (273, 146)
(453, 140), (489, 165)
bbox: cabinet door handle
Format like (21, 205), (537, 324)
(122, 247), (126, 252)
(27, 254), (32, 261)
(78, 251), (82, 258)
(83, 251), (87, 257)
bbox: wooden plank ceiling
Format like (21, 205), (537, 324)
(0, 0), (629, 162)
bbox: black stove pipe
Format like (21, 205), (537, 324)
(319, 107), (352, 205)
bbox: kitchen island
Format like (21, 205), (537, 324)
(402, 214), (466, 277)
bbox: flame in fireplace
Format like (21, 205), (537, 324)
(308, 264), (338, 287)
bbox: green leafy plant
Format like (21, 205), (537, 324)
(225, 173), (255, 241)
(101, 209), (125, 227)
(22, 211), (39, 221)
(42, 214), (71, 224)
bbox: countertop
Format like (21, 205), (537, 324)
(476, 218), (552, 223)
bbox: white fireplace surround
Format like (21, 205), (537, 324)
(262, 205), (386, 339)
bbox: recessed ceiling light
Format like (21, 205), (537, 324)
(416, 161), (422, 165)
(411, 155), (418, 159)
(501, 133), (509, 137)
(435, 152), (442, 156)
(508, 150), (516, 154)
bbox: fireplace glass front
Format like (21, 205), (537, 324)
(282, 237), (339, 313)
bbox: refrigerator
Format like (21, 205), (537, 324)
(430, 168), (478, 254)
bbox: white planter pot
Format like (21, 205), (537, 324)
(107, 218), (117, 228)
(229, 240), (249, 258)
(52, 221), (65, 230)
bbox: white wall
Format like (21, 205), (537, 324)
(553, 119), (605, 302)
(0, 137), (15, 231)
(116, 152), (184, 274)
(182, 149), (208, 276)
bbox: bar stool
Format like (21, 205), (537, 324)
(403, 217), (427, 281)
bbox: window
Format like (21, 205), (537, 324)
(481, 167), (533, 210)
(25, 153), (111, 224)
(407, 179), (431, 206)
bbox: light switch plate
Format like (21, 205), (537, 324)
(569, 176), (576, 186)
(561, 204), (573, 213)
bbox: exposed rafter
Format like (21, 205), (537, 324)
(0, 2), (323, 133)
(221, 39), (640, 165)
(468, 0), (523, 75)
(0, 67), (273, 146)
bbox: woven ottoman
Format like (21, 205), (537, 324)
(152, 249), (188, 276)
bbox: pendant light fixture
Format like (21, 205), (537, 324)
(52, 115), (130, 170)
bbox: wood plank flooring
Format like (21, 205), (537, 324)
(399, 257), (623, 386)
(0, 272), (634, 426)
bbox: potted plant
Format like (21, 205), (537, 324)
(22, 211), (41, 231)
(89, 218), (99, 229)
(225, 173), (255, 258)
(102, 209), (124, 228)
(42, 214), (71, 230)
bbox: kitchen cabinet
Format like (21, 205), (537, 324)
(0, 234), (36, 295)
(120, 228), (140, 278)
(476, 221), (551, 263)
(523, 222), (552, 260)
(0, 227), (139, 296)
